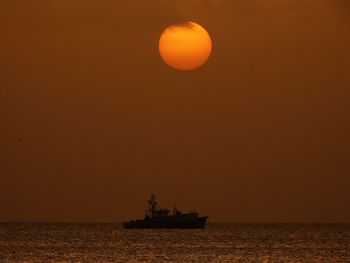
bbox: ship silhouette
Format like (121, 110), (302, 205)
(123, 194), (208, 229)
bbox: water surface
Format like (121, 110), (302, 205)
(0, 223), (349, 262)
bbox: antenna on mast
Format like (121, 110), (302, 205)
(152, 180), (156, 196)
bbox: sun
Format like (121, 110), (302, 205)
(159, 22), (212, 71)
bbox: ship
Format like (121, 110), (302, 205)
(123, 194), (208, 229)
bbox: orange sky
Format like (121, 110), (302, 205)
(1, 0), (350, 222)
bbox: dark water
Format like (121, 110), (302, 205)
(0, 223), (349, 262)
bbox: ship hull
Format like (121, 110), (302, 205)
(123, 216), (208, 229)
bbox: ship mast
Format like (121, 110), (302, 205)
(148, 194), (157, 217)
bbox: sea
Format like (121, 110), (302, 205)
(0, 223), (349, 262)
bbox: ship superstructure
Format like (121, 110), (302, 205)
(123, 194), (208, 229)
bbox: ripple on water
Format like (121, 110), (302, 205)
(0, 223), (349, 262)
